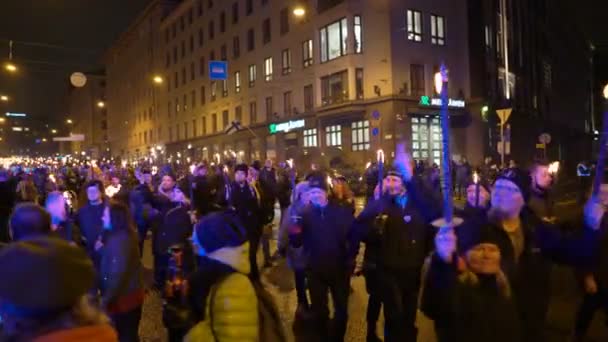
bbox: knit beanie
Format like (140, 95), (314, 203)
(0, 236), (94, 317)
(194, 211), (248, 254)
(495, 168), (531, 202)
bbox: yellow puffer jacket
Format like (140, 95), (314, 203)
(184, 272), (259, 342)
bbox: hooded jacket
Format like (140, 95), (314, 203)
(185, 250), (258, 341)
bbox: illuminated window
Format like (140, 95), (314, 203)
(431, 14), (445, 45)
(264, 57), (273, 81)
(354, 15), (363, 53)
(319, 18), (348, 62)
(282, 49), (292, 75)
(351, 120), (370, 151)
(325, 125), (342, 148)
(302, 40), (313, 67)
(407, 10), (422, 42)
(304, 128), (317, 147)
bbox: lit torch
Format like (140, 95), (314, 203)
(549, 161), (560, 176)
(377, 149), (385, 194)
(473, 171), (480, 207)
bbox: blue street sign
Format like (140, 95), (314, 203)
(372, 110), (380, 120)
(372, 127), (380, 136)
(209, 61), (228, 80)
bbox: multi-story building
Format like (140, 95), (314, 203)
(103, 0), (171, 161)
(155, 0), (481, 168)
(63, 73), (108, 158)
(468, 0), (594, 165)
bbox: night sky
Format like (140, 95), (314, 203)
(0, 0), (607, 127)
(0, 0), (151, 127)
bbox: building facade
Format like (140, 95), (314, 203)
(108, 0), (483, 169)
(63, 74), (108, 158)
(157, 0), (480, 169)
(467, 0), (593, 166)
(104, 0), (171, 161)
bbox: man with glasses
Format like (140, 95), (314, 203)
(428, 168), (601, 342)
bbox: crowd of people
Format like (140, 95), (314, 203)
(0, 147), (605, 342)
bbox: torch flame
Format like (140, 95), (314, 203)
(473, 171), (479, 184)
(365, 161), (371, 169)
(286, 159), (294, 169)
(376, 149), (385, 163)
(549, 161), (560, 175)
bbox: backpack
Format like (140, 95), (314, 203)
(209, 276), (287, 342)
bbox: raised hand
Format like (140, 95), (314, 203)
(393, 142), (413, 182)
(435, 226), (457, 263)
(584, 196), (605, 231)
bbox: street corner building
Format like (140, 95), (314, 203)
(100, 0), (593, 169)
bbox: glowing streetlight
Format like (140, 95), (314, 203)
(0, 95), (8, 102)
(153, 75), (164, 85)
(4, 62), (17, 73)
(0, 118), (5, 123)
(603, 84), (608, 100)
(97, 101), (105, 108)
(42, 138), (47, 142)
(51, 129), (57, 134)
(293, 6), (306, 17)
(66, 119), (73, 124)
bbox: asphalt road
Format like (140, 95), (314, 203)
(137, 197), (608, 341)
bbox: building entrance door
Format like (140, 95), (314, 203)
(411, 116), (442, 166)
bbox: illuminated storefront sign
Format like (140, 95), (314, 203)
(269, 119), (305, 134)
(419, 96), (465, 108)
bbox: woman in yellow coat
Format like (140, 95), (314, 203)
(185, 211), (259, 342)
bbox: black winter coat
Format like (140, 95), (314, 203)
(353, 179), (441, 272)
(76, 202), (105, 261)
(425, 255), (521, 342)
(300, 202), (355, 274)
(230, 182), (261, 238)
(427, 210), (597, 340)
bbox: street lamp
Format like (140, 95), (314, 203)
(0, 118), (5, 123)
(293, 5), (306, 17)
(97, 101), (105, 108)
(153, 75), (164, 85)
(66, 119), (73, 124)
(603, 84), (608, 100)
(0, 95), (8, 102)
(51, 129), (57, 134)
(4, 62), (17, 73)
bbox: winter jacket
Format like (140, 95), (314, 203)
(437, 211), (597, 339)
(185, 250), (258, 342)
(425, 254), (521, 342)
(527, 188), (556, 222)
(191, 175), (215, 217)
(300, 202), (355, 273)
(32, 324), (118, 342)
(99, 229), (145, 314)
(353, 179), (441, 272)
(259, 167), (277, 202)
(76, 202), (105, 260)
(579, 214), (608, 288)
(278, 202), (307, 270)
(153, 205), (195, 272)
(230, 182), (262, 238)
